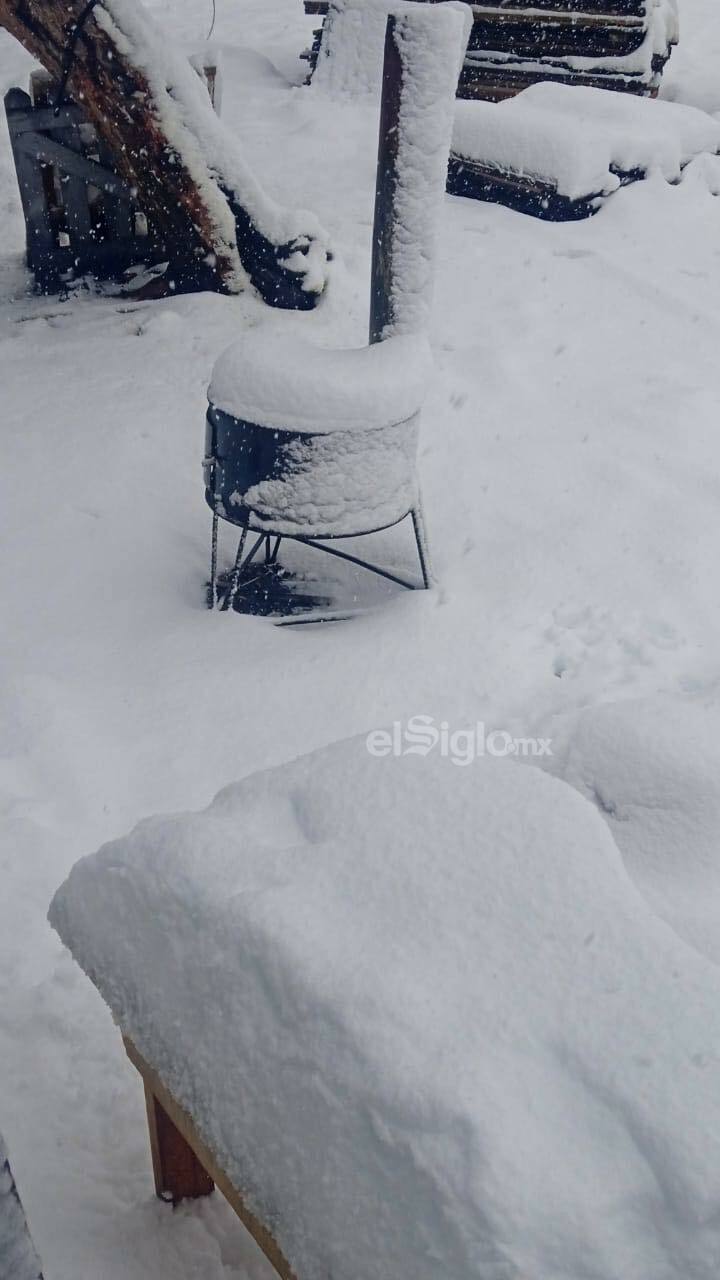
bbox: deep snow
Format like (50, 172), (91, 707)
(2, 0), (720, 1277)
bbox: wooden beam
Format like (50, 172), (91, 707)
(303, 0), (650, 17)
(142, 1079), (215, 1203)
(369, 16), (402, 344)
(13, 130), (135, 200)
(123, 1036), (298, 1280)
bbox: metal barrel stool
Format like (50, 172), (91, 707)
(204, 329), (433, 613)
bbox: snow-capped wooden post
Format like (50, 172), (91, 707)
(369, 16), (402, 344)
(0, 0), (330, 305)
(368, 4), (471, 344)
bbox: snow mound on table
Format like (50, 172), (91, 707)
(453, 83), (720, 201)
(209, 330), (430, 432)
(50, 737), (720, 1280)
(539, 696), (720, 966)
(0, 1134), (43, 1280)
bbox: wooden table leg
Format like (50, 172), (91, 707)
(143, 1080), (215, 1204)
(124, 1035), (297, 1279)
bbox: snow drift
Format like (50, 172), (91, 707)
(539, 695), (720, 967)
(49, 736), (720, 1280)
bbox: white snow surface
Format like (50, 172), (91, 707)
(209, 330), (430, 431)
(0, 1135), (42, 1280)
(49, 735), (720, 1280)
(3, 0), (720, 1278)
(235, 415), (420, 536)
(313, 0), (471, 100)
(538, 696), (720, 967)
(388, 3), (470, 336)
(453, 83), (720, 200)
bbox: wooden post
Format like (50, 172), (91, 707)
(142, 1082), (215, 1203)
(369, 16), (402, 345)
(5, 88), (57, 280)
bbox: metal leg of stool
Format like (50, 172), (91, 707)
(208, 512), (219, 609)
(270, 537), (282, 565)
(222, 520), (249, 612)
(411, 503), (432, 590)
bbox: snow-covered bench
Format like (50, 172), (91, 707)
(48, 734), (720, 1278)
(448, 82), (720, 219)
(305, 0), (679, 101)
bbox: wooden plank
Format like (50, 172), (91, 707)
(123, 1036), (298, 1280)
(8, 102), (86, 134)
(446, 152), (604, 219)
(4, 89), (57, 273)
(52, 118), (94, 244)
(466, 15), (646, 58)
(142, 1079), (215, 1202)
(13, 131), (134, 200)
(303, 0), (650, 17)
(369, 16), (402, 344)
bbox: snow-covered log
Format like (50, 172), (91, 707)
(0, 0), (331, 305)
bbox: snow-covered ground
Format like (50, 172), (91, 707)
(2, 1), (720, 1277)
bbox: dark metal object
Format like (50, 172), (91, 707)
(208, 508), (431, 613)
(204, 406), (312, 526)
(205, 406), (431, 610)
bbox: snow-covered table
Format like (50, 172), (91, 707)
(49, 735), (720, 1280)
